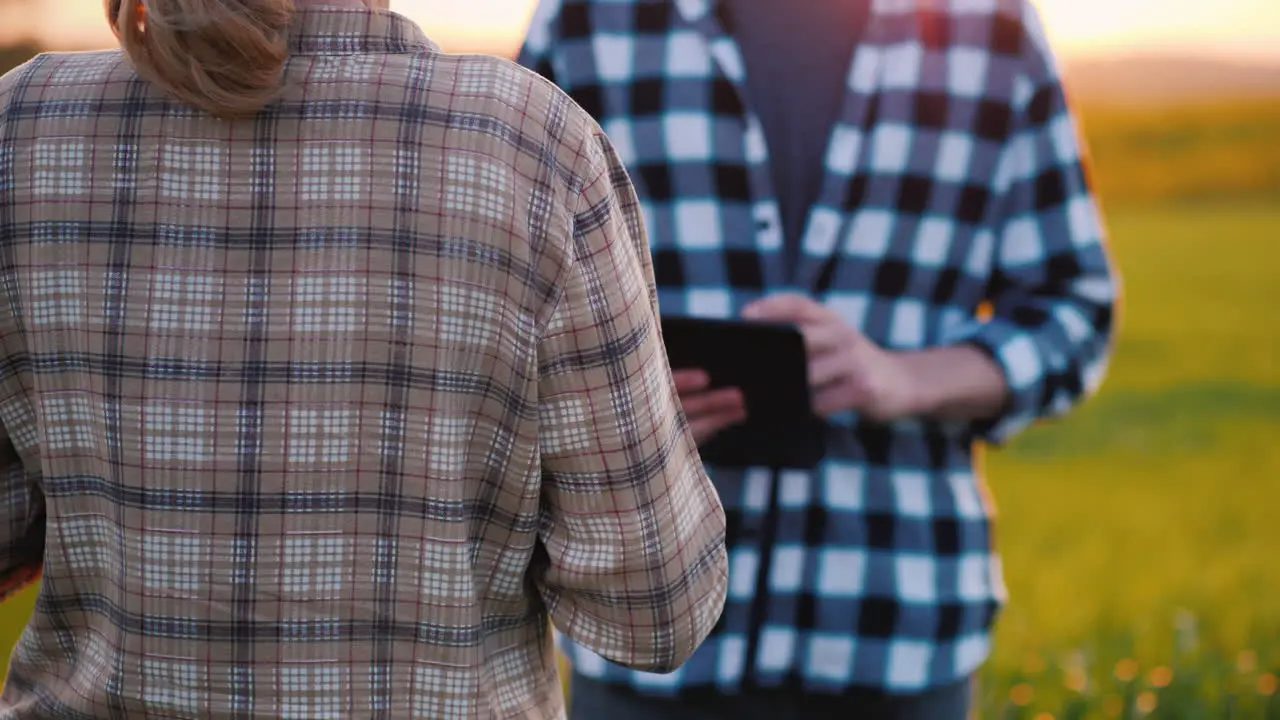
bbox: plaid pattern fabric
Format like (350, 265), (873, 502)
(0, 8), (728, 718)
(520, 0), (1117, 694)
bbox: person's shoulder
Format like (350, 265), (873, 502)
(526, 0), (652, 40)
(529, 0), (640, 20)
(906, 0), (1046, 53)
(0, 53), (41, 109)
(909, 0), (1033, 22)
(1, 50), (132, 107)
(431, 51), (605, 184)
(6, 50), (130, 83)
(900, 0), (1059, 85)
(430, 50), (597, 135)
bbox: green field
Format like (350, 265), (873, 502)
(1078, 99), (1280, 209)
(978, 202), (1280, 718)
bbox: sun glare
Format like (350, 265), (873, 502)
(10, 0), (1280, 60)
(1034, 0), (1280, 58)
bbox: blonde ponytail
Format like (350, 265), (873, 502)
(108, 0), (294, 119)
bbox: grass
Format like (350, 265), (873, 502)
(976, 202), (1280, 718)
(1077, 98), (1280, 209)
(0, 587), (34, 681)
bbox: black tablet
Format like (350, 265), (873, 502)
(660, 315), (826, 470)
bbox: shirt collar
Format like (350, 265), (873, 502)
(288, 7), (439, 55)
(678, 0), (889, 25)
(673, 0), (714, 23)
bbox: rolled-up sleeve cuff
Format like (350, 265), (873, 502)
(942, 319), (1046, 446)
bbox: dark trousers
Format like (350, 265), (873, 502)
(568, 674), (973, 720)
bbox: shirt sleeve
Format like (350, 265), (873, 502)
(515, 0), (563, 85)
(943, 6), (1119, 446)
(533, 131), (729, 673)
(0, 78), (46, 600)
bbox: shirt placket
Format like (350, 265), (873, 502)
(791, 12), (889, 294)
(674, 0), (788, 295)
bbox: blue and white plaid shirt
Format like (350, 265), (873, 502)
(519, 0), (1117, 695)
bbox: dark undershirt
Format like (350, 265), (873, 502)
(721, 0), (870, 271)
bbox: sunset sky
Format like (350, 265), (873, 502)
(5, 0), (1280, 60)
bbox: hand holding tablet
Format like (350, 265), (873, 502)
(660, 315), (827, 470)
(669, 368), (748, 446)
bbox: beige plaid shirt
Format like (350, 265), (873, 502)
(0, 8), (728, 718)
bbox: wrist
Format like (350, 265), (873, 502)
(894, 345), (1011, 422)
(894, 351), (942, 418)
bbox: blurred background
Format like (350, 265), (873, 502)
(1, 0), (1277, 717)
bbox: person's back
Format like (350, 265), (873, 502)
(0, 2), (728, 717)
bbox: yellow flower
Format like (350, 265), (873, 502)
(1103, 694), (1124, 717)
(1024, 653), (1047, 674)
(1010, 684), (1035, 707)
(1238, 650), (1259, 674)
(1148, 666), (1174, 688)
(1260, 673), (1278, 696)
(1034, 714), (1055, 720)
(1115, 658), (1140, 683)
(1136, 691), (1159, 714)
(1063, 650), (1088, 672)
(1064, 667), (1089, 693)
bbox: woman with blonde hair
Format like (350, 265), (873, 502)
(0, 0), (728, 716)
